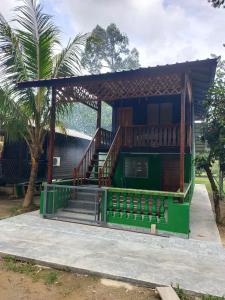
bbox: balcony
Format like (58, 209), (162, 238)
(122, 125), (190, 149)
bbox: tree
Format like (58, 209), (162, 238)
(195, 59), (225, 223)
(81, 23), (140, 74)
(208, 0), (225, 7)
(0, 0), (86, 208)
(63, 102), (112, 136)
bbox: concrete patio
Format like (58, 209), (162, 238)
(0, 184), (224, 297)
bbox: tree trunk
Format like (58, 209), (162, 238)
(23, 156), (39, 208)
(204, 165), (221, 223)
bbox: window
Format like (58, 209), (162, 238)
(148, 102), (173, 125)
(124, 157), (148, 178)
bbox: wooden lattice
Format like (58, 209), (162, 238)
(56, 73), (182, 106)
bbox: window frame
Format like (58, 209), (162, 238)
(124, 156), (148, 179)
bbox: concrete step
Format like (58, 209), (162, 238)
(63, 207), (97, 216)
(73, 191), (99, 201)
(52, 210), (98, 223)
(68, 200), (98, 211)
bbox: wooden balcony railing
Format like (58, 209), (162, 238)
(123, 125), (190, 148)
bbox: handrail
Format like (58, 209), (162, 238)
(73, 128), (100, 184)
(99, 126), (122, 187)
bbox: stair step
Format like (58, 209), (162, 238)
(63, 207), (97, 215)
(51, 212), (98, 224)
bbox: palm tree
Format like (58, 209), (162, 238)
(0, 0), (86, 208)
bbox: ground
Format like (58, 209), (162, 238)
(0, 183), (224, 300)
(0, 257), (158, 300)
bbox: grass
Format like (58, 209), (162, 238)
(175, 285), (225, 300)
(2, 256), (59, 285)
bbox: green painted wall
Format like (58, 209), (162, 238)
(112, 152), (192, 191)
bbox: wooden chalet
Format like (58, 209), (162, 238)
(18, 58), (217, 236)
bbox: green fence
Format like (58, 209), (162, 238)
(40, 185), (72, 215)
(106, 182), (193, 235)
(40, 181), (194, 235)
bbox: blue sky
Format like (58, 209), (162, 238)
(1, 0), (225, 67)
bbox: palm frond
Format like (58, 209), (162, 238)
(53, 33), (87, 78)
(15, 0), (60, 80)
(0, 86), (28, 141)
(0, 13), (28, 83)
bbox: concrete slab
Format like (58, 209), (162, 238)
(190, 184), (221, 243)
(0, 211), (225, 297)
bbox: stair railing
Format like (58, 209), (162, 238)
(99, 126), (123, 187)
(73, 128), (100, 185)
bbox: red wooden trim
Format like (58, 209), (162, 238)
(47, 87), (56, 184)
(96, 101), (101, 129)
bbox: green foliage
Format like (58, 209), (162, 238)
(63, 101), (112, 136)
(0, 0), (86, 206)
(81, 23), (140, 74)
(201, 296), (225, 300)
(174, 285), (190, 300)
(43, 271), (58, 285)
(209, 0), (225, 8)
(3, 256), (36, 274)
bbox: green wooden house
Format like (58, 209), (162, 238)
(18, 58), (217, 236)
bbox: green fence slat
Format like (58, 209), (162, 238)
(115, 192), (121, 218)
(136, 194), (142, 221)
(151, 196), (157, 224)
(159, 196), (165, 224)
(122, 192), (127, 219)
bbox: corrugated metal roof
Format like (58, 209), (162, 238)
(55, 127), (91, 140)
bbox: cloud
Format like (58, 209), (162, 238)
(2, 0), (225, 67)
(47, 0), (225, 66)
(0, 0), (17, 19)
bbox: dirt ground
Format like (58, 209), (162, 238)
(0, 260), (158, 300)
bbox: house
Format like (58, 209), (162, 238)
(0, 128), (90, 192)
(18, 58), (217, 236)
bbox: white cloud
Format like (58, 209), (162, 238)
(0, 0), (17, 19)
(47, 0), (225, 66)
(1, 0), (225, 67)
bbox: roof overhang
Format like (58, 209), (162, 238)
(17, 58), (218, 117)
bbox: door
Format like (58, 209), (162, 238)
(117, 107), (133, 146)
(117, 107), (133, 127)
(162, 155), (180, 192)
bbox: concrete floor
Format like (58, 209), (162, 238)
(0, 209), (225, 296)
(190, 184), (221, 243)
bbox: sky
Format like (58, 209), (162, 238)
(1, 0), (225, 67)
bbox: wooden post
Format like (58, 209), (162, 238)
(180, 89), (186, 192)
(96, 101), (102, 129)
(47, 87), (56, 184)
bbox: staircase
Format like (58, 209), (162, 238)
(73, 128), (112, 185)
(52, 187), (102, 224)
